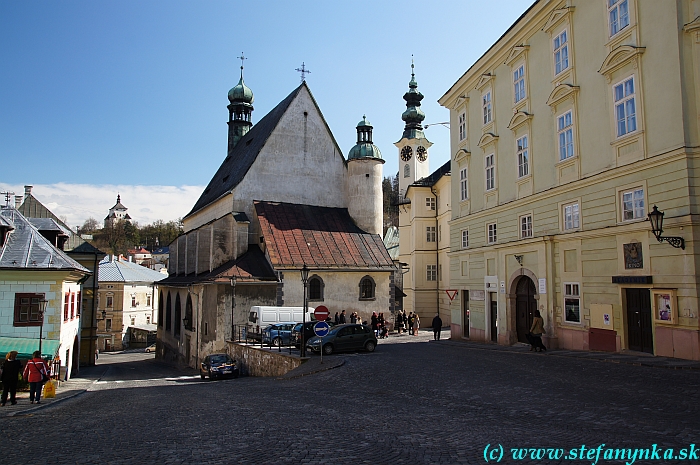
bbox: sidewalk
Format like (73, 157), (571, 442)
(0, 366), (104, 418)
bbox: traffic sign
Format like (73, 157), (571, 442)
(314, 321), (330, 337)
(314, 305), (330, 322)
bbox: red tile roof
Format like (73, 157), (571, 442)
(255, 201), (394, 270)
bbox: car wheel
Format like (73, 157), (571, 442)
(323, 344), (334, 355)
(365, 341), (376, 352)
(272, 337), (282, 347)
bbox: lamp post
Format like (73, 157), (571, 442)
(300, 264), (309, 358)
(648, 205), (685, 249)
(38, 298), (48, 355)
(182, 315), (191, 332)
(230, 276), (236, 341)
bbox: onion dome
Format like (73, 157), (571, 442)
(228, 69), (254, 104)
(348, 115), (384, 161)
(401, 62), (426, 140)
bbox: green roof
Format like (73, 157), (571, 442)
(0, 337), (61, 360)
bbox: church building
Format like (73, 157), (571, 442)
(157, 66), (395, 367)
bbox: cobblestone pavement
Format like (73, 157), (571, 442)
(1, 331), (699, 464)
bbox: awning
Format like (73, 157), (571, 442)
(0, 337), (61, 360)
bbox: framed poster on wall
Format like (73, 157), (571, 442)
(651, 289), (677, 324)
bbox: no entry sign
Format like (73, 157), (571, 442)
(314, 305), (330, 321)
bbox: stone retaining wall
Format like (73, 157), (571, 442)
(227, 342), (306, 377)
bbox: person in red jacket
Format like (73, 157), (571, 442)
(22, 351), (49, 404)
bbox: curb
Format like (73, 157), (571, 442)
(276, 359), (346, 381)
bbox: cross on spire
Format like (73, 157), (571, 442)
(295, 62), (311, 83)
(237, 52), (247, 78)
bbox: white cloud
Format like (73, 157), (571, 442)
(0, 182), (204, 230)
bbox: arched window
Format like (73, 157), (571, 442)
(359, 276), (376, 300)
(404, 164), (410, 178)
(158, 291), (164, 327)
(174, 294), (182, 337)
(165, 292), (172, 331)
(185, 294), (193, 331)
(308, 275), (324, 301)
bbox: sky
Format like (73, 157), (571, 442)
(0, 0), (533, 229)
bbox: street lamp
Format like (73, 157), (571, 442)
(182, 315), (191, 331)
(300, 264), (309, 357)
(648, 205), (685, 249)
(38, 298), (48, 354)
(230, 276), (236, 341)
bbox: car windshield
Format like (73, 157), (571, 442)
(209, 355), (231, 364)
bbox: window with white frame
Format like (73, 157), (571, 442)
(461, 230), (469, 249)
(426, 226), (436, 243)
(513, 65), (526, 103)
(485, 154), (495, 190)
(426, 197), (435, 210)
(459, 112), (467, 141)
(564, 283), (580, 323)
(517, 135), (529, 178)
(404, 164), (410, 178)
(563, 202), (580, 230)
(622, 187), (644, 221)
(608, 0), (629, 37)
(520, 215), (532, 239)
(426, 265), (437, 281)
(614, 76), (637, 137)
(482, 91), (492, 125)
(558, 111), (574, 160)
(487, 223), (497, 244)
(553, 30), (569, 75)
(460, 167), (468, 201)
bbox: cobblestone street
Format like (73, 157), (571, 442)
(1, 334), (699, 464)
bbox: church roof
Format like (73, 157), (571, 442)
(98, 256), (167, 283)
(254, 201), (394, 270)
(410, 160), (451, 188)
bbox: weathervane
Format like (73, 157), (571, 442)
(295, 62), (310, 83)
(237, 52), (247, 77)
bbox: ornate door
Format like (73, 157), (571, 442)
(516, 277), (537, 343)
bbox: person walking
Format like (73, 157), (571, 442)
(1, 351), (22, 406)
(412, 313), (420, 336)
(370, 312), (379, 336)
(350, 312), (357, 324)
(339, 310), (347, 324)
(395, 311), (403, 334)
(334, 312), (340, 325)
(431, 313), (443, 341)
(23, 351), (49, 404)
(526, 310), (547, 352)
(402, 310), (408, 333)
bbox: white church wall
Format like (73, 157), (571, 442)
(347, 159), (383, 235)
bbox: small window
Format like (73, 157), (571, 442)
(130, 317), (136, 326)
(614, 77), (637, 137)
(563, 202), (580, 230)
(359, 276), (376, 300)
(426, 198), (436, 210)
(426, 226), (436, 243)
(460, 167), (468, 201)
(520, 215), (533, 239)
(517, 135), (529, 178)
(622, 187), (644, 221)
(482, 91), (492, 125)
(131, 296), (137, 308)
(106, 318), (112, 332)
(71, 292), (75, 319)
(513, 65), (526, 103)
(564, 283), (580, 323)
(558, 111), (574, 160)
(488, 223), (497, 244)
(461, 230), (469, 249)
(76, 291), (81, 316)
(147, 295), (151, 307)
(485, 154), (495, 190)
(458, 112), (467, 141)
(426, 265), (437, 282)
(553, 30), (569, 75)
(64, 292), (69, 321)
(146, 316), (151, 324)
(106, 295), (113, 308)
(404, 164), (410, 178)
(13, 293), (44, 326)
(309, 275), (324, 301)
(608, 0), (629, 37)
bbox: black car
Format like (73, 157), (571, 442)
(306, 323), (377, 355)
(200, 353), (239, 380)
(292, 320), (335, 348)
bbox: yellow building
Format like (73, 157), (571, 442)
(439, 0), (700, 360)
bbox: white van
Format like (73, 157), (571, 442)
(248, 306), (316, 327)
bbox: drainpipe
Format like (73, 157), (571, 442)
(91, 250), (98, 365)
(431, 187), (439, 321)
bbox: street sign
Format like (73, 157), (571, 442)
(314, 321), (330, 337)
(314, 305), (330, 322)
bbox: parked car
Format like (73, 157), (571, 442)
(306, 323), (377, 355)
(292, 320), (335, 348)
(262, 322), (296, 347)
(200, 354), (239, 380)
(145, 343), (156, 353)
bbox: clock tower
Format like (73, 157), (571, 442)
(395, 62), (432, 197)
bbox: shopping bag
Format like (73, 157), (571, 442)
(43, 380), (56, 398)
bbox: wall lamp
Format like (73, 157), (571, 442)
(648, 205), (684, 249)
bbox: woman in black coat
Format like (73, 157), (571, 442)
(1, 351), (22, 406)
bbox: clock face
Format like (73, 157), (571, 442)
(400, 146), (413, 161)
(416, 146), (427, 162)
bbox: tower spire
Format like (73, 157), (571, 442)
(401, 57), (426, 140)
(227, 53), (254, 152)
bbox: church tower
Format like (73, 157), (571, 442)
(227, 60), (254, 153)
(347, 115), (384, 235)
(395, 63), (432, 197)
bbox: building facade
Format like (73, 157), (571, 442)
(440, 0), (700, 359)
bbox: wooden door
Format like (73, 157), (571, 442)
(626, 288), (653, 354)
(516, 277), (537, 343)
(490, 293), (498, 342)
(463, 291), (470, 338)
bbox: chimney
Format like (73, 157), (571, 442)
(24, 186), (32, 197)
(14, 195), (23, 209)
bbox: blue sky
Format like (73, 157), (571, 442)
(1, 0), (532, 226)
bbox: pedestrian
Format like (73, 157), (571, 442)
(395, 311), (403, 334)
(357, 314), (363, 325)
(431, 313), (443, 341)
(371, 312), (379, 336)
(23, 350), (49, 404)
(1, 351), (22, 406)
(412, 313), (420, 336)
(407, 312), (414, 335)
(334, 312), (340, 325)
(95, 348), (99, 360)
(402, 310), (408, 333)
(339, 310), (347, 324)
(526, 310), (547, 352)
(350, 312), (357, 324)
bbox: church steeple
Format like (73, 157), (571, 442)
(227, 53), (254, 153)
(401, 61), (426, 140)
